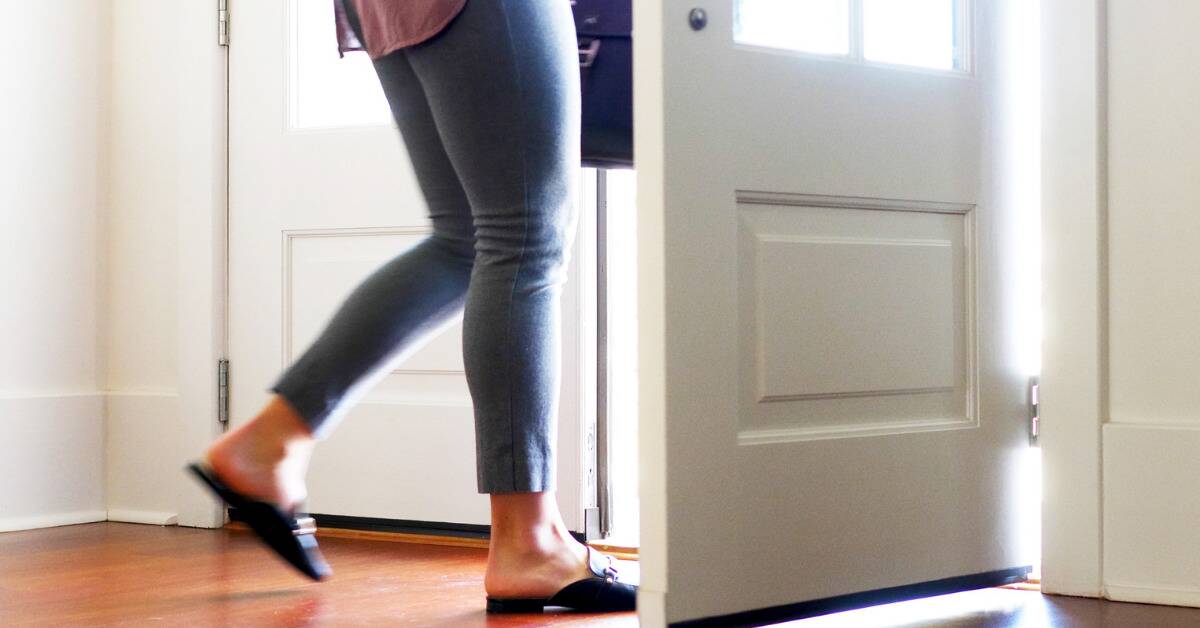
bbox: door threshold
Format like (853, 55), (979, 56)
(588, 541), (639, 560)
(999, 577), (1041, 592)
(225, 520), (490, 549)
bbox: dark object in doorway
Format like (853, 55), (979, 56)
(573, 0), (633, 169)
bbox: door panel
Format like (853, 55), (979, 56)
(283, 228), (469, 403)
(638, 0), (1032, 622)
(737, 197), (973, 442)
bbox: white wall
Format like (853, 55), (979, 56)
(0, 1), (111, 531)
(107, 0), (179, 392)
(103, 0), (185, 526)
(0, 0), (223, 530)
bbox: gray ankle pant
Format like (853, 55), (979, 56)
(272, 0), (580, 494)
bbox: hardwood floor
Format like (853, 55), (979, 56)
(3, 523), (1200, 627)
(0, 522), (633, 627)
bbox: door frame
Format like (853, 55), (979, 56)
(1040, 0), (1106, 598)
(633, 2), (668, 623)
(174, 0), (231, 530)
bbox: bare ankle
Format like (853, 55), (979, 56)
(254, 396), (315, 444)
(490, 494), (570, 543)
(494, 525), (578, 557)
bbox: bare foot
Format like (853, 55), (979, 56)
(484, 532), (593, 598)
(484, 494), (595, 599)
(204, 395), (315, 511)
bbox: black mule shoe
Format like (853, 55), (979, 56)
(186, 462), (331, 581)
(486, 546), (637, 613)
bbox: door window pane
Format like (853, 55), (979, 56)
(733, 0), (969, 73)
(734, 0), (850, 56)
(863, 0), (962, 70)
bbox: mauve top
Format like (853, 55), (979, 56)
(335, 0), (468, 59)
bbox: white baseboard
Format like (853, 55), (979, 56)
(106, 509), (179, 526)
(105, 391), (184, 519)
(1040, 583), (1103, 598)
(0, 394), (106, 530)
(0, 510), (108, 533)
(0, 392), (192, 533)
(1106, 584), (1200, 608)
(638, 590), (666, 627)
(1104, 422), (1200, 604)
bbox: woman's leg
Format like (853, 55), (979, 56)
(206, 49), (478, 509)
(401, 0), (588, 597)
(210, 0), (593, 599)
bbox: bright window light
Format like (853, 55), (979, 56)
(734, 0), (851, 56)
(778, 588), (1046, 627)
(863, 0), (961, 70)
(605, 169), (640, 546)
(1004, 0), (1042, 378)
(734, 0), (970, 73)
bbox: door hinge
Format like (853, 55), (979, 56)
(218, 0), (230, 47)
(218, 359), (230, 424)
(1029, 376), (1039, 446)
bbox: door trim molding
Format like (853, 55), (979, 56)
(669, 567), (1032, 628)
(736, 190), (976, 215)
(278, 225), (470, 375)
(734, 191), (980, 447)
(174, 0), (231, 529)
(1105, 584), (1200, 609)
(1039, 0), (1107, 597)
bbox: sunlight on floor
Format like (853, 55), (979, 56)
(780, 588), (1048, 627)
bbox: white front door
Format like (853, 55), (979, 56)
(228, 0), (593, 531)
(637, 0), (1037, 623)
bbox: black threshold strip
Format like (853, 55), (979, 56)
(227, 509), (586, 543)
(671, 566), (1032, 628)
(311, 513), (490, 539)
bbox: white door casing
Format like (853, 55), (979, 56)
(637, 1), (1037, 623)
(228, 0), (593, 530)
(1039, 0), (1104, 598)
